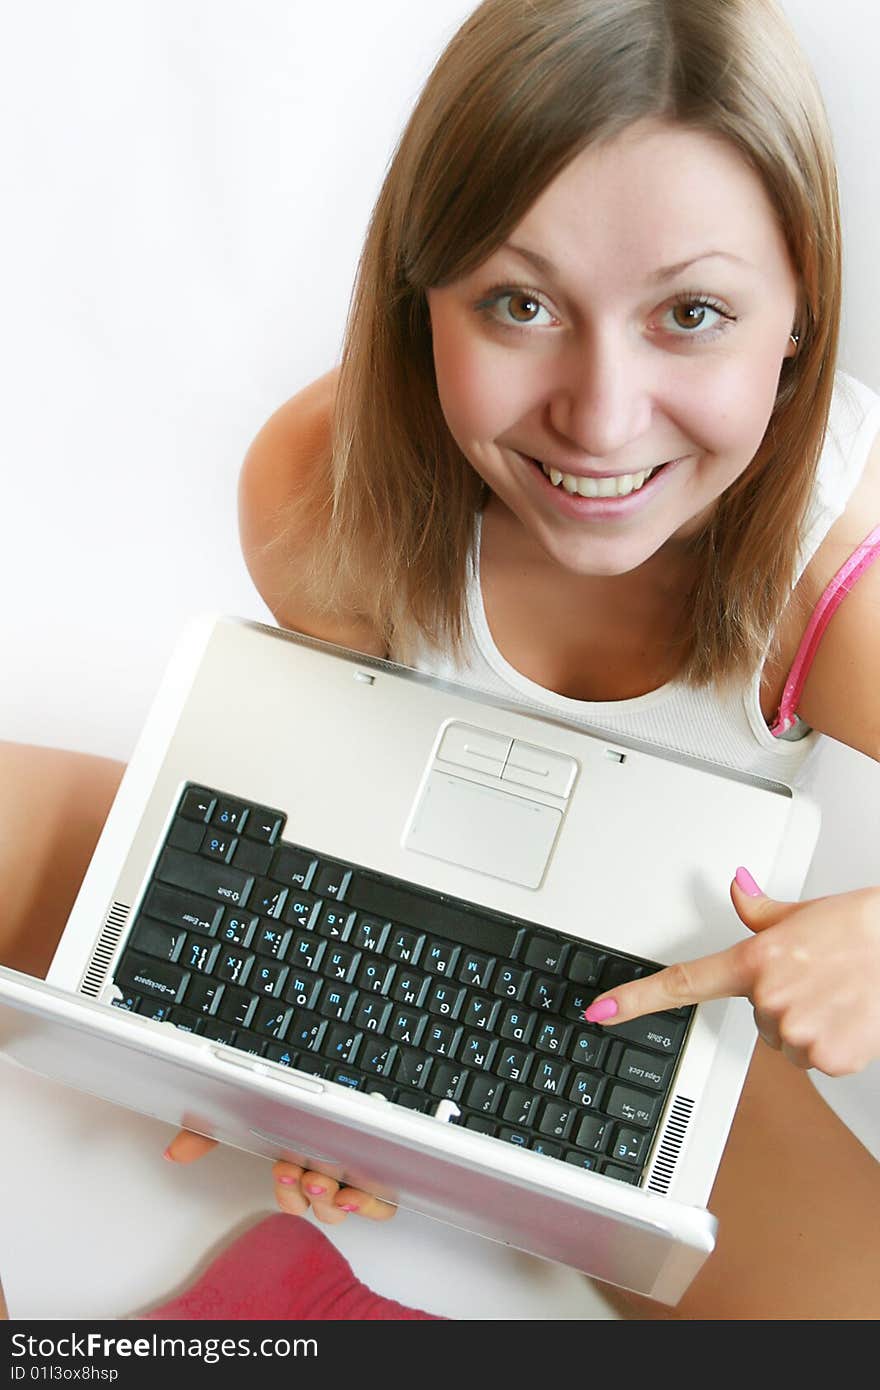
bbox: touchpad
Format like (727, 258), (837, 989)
(404, 770), (561, 889)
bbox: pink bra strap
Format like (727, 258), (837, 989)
(770, 523), (880, 736)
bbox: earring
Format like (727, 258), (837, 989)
(790, 332), (800, 346)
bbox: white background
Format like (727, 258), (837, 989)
(1, 0), (878, 1319)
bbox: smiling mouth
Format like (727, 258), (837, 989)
(528, 457), (673, 498)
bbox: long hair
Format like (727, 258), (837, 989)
(273, 0), (841, 686)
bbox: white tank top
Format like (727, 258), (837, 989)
(397, 372), (880, 785)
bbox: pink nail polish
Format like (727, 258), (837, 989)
(306, 1184), (326, 1196)
(584, 997), (618, 1024)
(339, 1203), (359, 1213)
(277, 1175), (296, 1186)
(735, 865), (763, 897)
(162, 1149), (175, 1162)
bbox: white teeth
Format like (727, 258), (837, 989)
(540, 463), (658, 497)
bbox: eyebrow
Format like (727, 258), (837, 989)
(503, 241), (753, 283)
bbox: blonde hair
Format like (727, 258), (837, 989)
(282, 0), (842, 687)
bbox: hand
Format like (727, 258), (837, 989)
(163, 1130), (396, 1224)
(583, 870), (880, 1076)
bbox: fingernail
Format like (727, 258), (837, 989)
(339, 1203), (359, 1213)
(306, 1184), (326, 1196)
(584, 997), (618, 1024)
(162, 1148), (176, 1162)
(277, 1175), (297, 1186)
(735, 865), (763, 897)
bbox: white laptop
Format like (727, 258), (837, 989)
(0, 614), (820, 1305)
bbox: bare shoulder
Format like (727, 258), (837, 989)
(789, 421), (880, 757)
(238, 367), (386, 657)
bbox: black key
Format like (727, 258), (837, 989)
(391, 968), (430, 1008)
(539, 1102), (577, 1141)
(111, 991), (139, 1012)
(322, 1023), (362, 1066)
(499, 1006), (536, 1044)
(184, 977), (224, 1015)
(608, 1014), (686, 1056)
(609, 1126), (650, 1166)
(602, 1163), (640, 1185)
(364, 1080), (396, 1102)
(232, 838), (274, 877)
(346, 874), (524, 960)
(217, 986), (257, 1028)
(218, 912), (259, 947)
(460, 1033), (497, 1070)
(333, 1068), (363, 1091)
(422, 938), (460, 977)
(251, 879), (288, 918)
(429, 1062), (468, 1101)
(253, 1001), (294, 1039)
(426, 980), (466, 1020)
(316, 906), (355, 940)
(117, 953), (190, 1004)
(502, 1087), (541, 1128)
(617, 1047), (672, 1091)
(263, 1042), (299, 1068)
(465, 1115), (497, 1136)
(492, 963), (530, 1002)
(243, 807), (284, 845)
(167, 819), (204, 852)
(296, 1056), (332, 1079)
(317, 984), (358, 1021)
(216, 948), (254, 987)
(142, 884), (223, 937)
(599, 958), (647, 992)
(181, 938), (221, 975)
(253, 922), (292, 960)
(288, 933), (325, 973)
(568, 947), (605, 986)
(135, 998), (173, 1022)
(351, 917), (390, 953)
(283, 969), (323, 1011)
(130, 919), (186, 963)
(565, 1151), (600, 1170)
(606, 1085), (660, 1128)
(168, 1006), (200, 1032)
(524, 936), (569, 974)
(211, 798), (249, 833)
(283, 890), (322, 931)
(461, 994), (500, 1032)
(495, 1044), (532, 1085)
(570, 1030), (608, 1070)
(356, 957), (395, 995)
(397, 1092), (432, 1113)
(200, 830), (238, 864)
(156, 848), (253, 910)
(530, 1138), (562, 1158)
(388, 1007), (426, 1047)
(271, 846), (317, 888)
(359, 1041), (397, 1077)
(528, 977), (565, 1013)
(457, 951), (495, 990)
(574, 1115), (611, 1153)
(323, 943), (361, 984)
(532, 1057), (569, 1096)
(562, 985), (595, 1022)
(199, 1018), (238, 1045)
(498, 1126), (530, 1147)
(312, 862), (351, 900)
(569, 1070), (606, 1111)
(354, 997), (392, 1034)
(464, 1074), (503, 1114)
(385, 927), (425, 965)
(251, 959), (289, 998)
(424, 1019), (462, 1059)
(535, 1020), (571, 1055)
(287, 1010), (326, 1052)
(394, 1047), (432, 1090)
(178, 787), (216, 822)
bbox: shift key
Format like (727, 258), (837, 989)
(156, 848), (254, 909)
(607, 1012), (686, 1055)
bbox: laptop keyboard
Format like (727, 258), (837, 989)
(111, 783), (693, 1188)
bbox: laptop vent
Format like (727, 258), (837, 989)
(78, 900), (130, 998)
(645, 1094), (695, 1195)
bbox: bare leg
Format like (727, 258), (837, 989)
(0, 742), (124, 977)
(598, 1040), (880, 1319)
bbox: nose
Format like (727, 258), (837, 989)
(547, 329), (653, 461)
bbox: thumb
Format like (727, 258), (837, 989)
(730, 865), (801, 933)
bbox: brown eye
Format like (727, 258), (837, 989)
(506, 293), (542, 323)
(671, 301), (709, 330)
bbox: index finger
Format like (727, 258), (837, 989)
(584, 939), (756, 1026)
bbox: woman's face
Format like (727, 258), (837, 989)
(426, 119), (800, 578)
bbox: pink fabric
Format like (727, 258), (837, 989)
(770, 525), (880, 737)
(142, 1212), (444, 1321)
